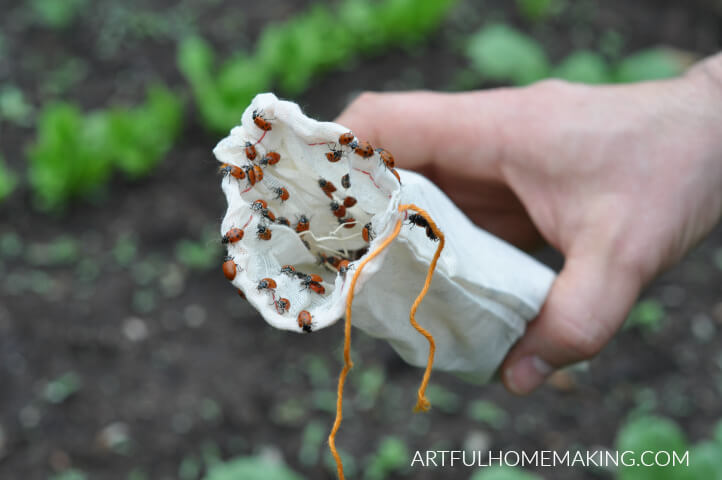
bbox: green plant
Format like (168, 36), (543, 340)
(624, 299), (666, 333)
(179, 0), (457, 133)
(515, 0), (564, 22)
(552, 50), (610, 84)
(0, 85), (34, 126)
(364, 436), (409, 480)
(27, 85), (182, 209)
(204, 456), (303, 480)
(467, 400), (509, 429)
(30, 0), (87, 29)
(615, 48), (686, 83)
(0, 154), (17, 202)
(466, 23), (550, 85)
(43, 371), (82, 404)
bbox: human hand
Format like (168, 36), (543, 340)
(335, 53), (722, 394)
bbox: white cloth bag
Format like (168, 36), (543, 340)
(215, 93), (555, 383)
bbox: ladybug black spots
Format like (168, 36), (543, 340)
(257, 277), (277, 291)
(222, 228), (244, 244)
(362, 222), (375, 243)
(319, 178), (337, 198)
(297, 310), (313, 332)
(330, 201), (346, 218)
(295, 215), (310, 233)
(219, 163), (244, 179)
(260, 151), (280, 166)
(244, 166), (256, 186)
(341, 174), (351, 189)
(275, 297), (291, 314)
(338, 132), (354, 146)
(326, 149), (343, 163)
(244, 142), (257, 161)
(252, 109), (272, 131)
(257, 224), (272, 241)
(272, 187), (289, 202)
(377, 148), (395, 169)
(261, 208), (276, 223)
(253, 165), (264, 183)
(353, 141), (374, 158)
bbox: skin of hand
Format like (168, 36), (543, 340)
(335, 53), (722, 395)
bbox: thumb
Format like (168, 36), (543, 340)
(501, 253), (642, 395)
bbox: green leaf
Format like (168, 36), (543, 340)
(30, 0), (87, 29)
(616, 415), (688, 480)
(364, 436), (409, 480)
(466, 24), (550, 85)
(552, 50), (611, 84)
(470, 465), (542, 480)
(515, 0), (564, 22)
(615, 48), (686, 83)
(467, 400), (508, 429)
(203, 456), (303, 480)
(624, 299), (666, 333)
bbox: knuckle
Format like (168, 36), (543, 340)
(554, 316), (605, 361)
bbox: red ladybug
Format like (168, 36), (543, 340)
(339, 217), (356, 229)
(244, 142), (257, 160)
(343, 196), (357, 208)
(326, 149), (343, 163)
(257, 278), (277, 291)
(261, 208), (276, 223)
(330, 202), (346, 218)
(276, 216), (290, 226)
(244, 166), (256, 186)
(280, 265), (296, 276)
(222, 257), (237, 280)
(319, 178), (337, 198)
(252, 109), (272, 131)
(222, 228), (244, 244)
(272, 187), (289, 202)
(295, 215), (310, 233)
(301, 274), (325, 295)
(338, 132), (354, 146)
(297, 310), (313, 332)
(219, 163), (245, 179)
(362, 223), (374, 243)
(338, 260), (353, 278)
(341, 174), (351, 189)
(353, 141), (374, 158)
(308, 282), (325, 295)
(377, 148), (395, 169)
(251, 199), (268, 211)
(257, 224), (272, 240)
(260, 151), (280, 166)
(253, 165), (264, 183)
(275, 297), (290, 314)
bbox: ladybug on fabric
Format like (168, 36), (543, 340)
(222, 228), (244, 244)
(244, 166), (257, 186)
(244, 142), (257, 161)
(297, 310), (313, 332)
(272, 186), (289, 202)
(252, 109), (272, 131)
(338, 132), (355, 146)
(362, 223), (375, 243)
(222, 257), (237, 280)
(261, 208), (276, 223)
(253, 165), (264, 183)
(319, 178), (337, 198)
(341, 173), (351, 189)
(257, 277), (277, 291)
(275, 298), (290, 314)
(295, 215), (310, 233)
(251, 199), (268, 212)
(276, 216), (290, 226)
(259, 151), (280, 166)
(343, 196), (357, 208)
(353, 141), (374, 158)
(219, 163), (245, 179)
(330, 201), (346, 218)
(280, 265), (296, 276)
(339, 217), (356, 229)
(377, 148), (395, 169)
(326, 148), (343, 163)
(256, 224), (272, 240)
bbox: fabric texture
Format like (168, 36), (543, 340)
(215, 93), (556, 382)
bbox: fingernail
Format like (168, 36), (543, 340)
(504, 355), (553, 395)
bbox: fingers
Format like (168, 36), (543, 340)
(501, 253), (642, 395)
(334, 90), (521, 182)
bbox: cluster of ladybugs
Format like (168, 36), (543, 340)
(219, 110), (409, 333)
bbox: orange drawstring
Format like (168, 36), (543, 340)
(328, 203), (445, 480)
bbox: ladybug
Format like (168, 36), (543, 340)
(362, 223), (374, 243)
(426, 226), (439, 242)
(320, 254), (342, 270)
(219, 163), (245, 179)
(339, 217), (356, 229)
(253, 165), (264, 183)
(390, 168), (401, 184)
(343, 196), (357, 208)
(319, 178), (337, 198)
(353, 141), (374, 158)
(260, 151), (280, 166)
(280, 265), (296, 276)
(276, 216), (290, 226)
(222, 257), (237, 280)
(338, 132), (355, 146)
(295, 215), (310, 233)
(297, 310), (313, 332)
(257, 224), (272, 241)
(244, 166), (256, 186)
(408, 213), (429, 229)
(377, 148), (395, 169)
(341, 173), (351, 189)
(330, 201), (346, 218)
(244, 142), (257, 161)
(307, 282), (325, 295)
(275, 297), (290, 314)
(303, 273), (323, 284)
(251, 199), (268, 212)
(252, 109), (272, 131)
(222, 228), (244, 244)
(257, 277), (277, 291)
(272, 186), (289, 202)
(261, 208), (276, 223)
(338, 259), (352, 277)
(301, 274), (325, 295)
(326, 148), (343, 163)
(237, 288), (246, 299)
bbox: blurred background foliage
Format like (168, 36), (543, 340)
(1, 0), (721, 479)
